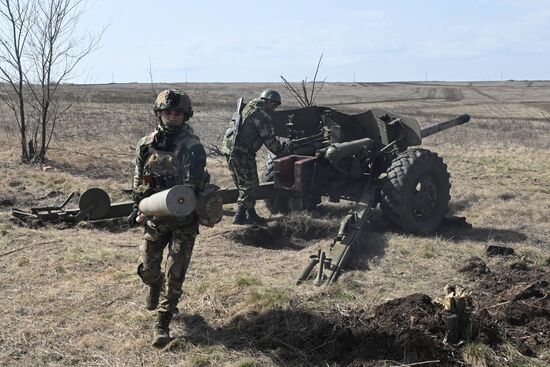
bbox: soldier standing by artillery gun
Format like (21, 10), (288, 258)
(127, 89), (208, 347)
(221, 89), (287, 225)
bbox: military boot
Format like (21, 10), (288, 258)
(246, 208), (267, 225)
(233, 205), (247, 225)
(145, 273), (164, 311)
(152, 311), (173, 347)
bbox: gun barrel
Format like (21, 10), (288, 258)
(324, 137), (374, 165)
(420, 114), (470, 138)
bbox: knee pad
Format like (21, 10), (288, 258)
(137, 263), (163, 285)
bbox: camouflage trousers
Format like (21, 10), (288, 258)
(226, 152), (259, 210)
(137, 215), (199, 313)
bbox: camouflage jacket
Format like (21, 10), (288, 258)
(221, 98), (284, 157)
(132, 123), (207, 205)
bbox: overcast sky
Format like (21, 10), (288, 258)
(76, 0), (550, 83)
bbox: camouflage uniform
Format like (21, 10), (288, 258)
(133, 121), (207, 314)
(221, 98), (284, 210)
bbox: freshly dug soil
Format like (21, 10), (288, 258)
(182, 257), (549, 366)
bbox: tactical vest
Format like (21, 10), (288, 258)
(142, 128), (201, 192)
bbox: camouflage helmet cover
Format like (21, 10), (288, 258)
(260, 89), (282, 104)
(154, 89), (193, 118)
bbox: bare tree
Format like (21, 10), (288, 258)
(26, 0), (102, 162)
(0, 0), (102, 163)
(0, 0), (33, 162)
(280, 53), (326, 107)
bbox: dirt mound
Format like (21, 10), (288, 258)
(347, 294), (452, 365)
(469, 261), (550, 357)
(370, 293), (443, 332)
(459, 256), (491, 276)
(183, 293), (456, 365)
(181, 262), (549, 366)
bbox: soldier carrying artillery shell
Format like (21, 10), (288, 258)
(128, 89), (208, 347)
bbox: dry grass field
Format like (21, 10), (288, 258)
(0, 81), (549, 366)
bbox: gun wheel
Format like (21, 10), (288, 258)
(381, 148), (450, 234)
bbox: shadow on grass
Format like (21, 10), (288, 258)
(176, 302), (453, 366)
(349, 231), (389, 271)
(227, 225), (305, 250)
(371, 211), (528, 245)
(76, 218), (130, 233)
(226, 209), (343, 250)
(179, 311), (355, 366)
(224, 206), (391, 267)
(448, 195), (480, 213)
(437, 225), (528, 244)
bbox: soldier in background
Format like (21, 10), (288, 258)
(221, 89), (287, 225)
(128, 89), (208, 347)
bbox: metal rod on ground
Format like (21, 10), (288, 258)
(0, 240), (57, 257)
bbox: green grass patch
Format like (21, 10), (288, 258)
(419, 243), (435, 259)
(499, 343), (549, 367)
(463, 343), (496, 367)
(187, 345), (225, 366)
(194, 282), (210, 293)
(516, 248), (549, 267)
(17, 257), (30, 266)
(112, 270), (134, 281)
(234, 274), (262, 288)
(246, 288), (292, 309)
(323, 282), (362, 303)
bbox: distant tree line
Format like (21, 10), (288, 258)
(0, 0), (102, 163)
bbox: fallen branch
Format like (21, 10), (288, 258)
(487, 300), (511, 309)
(390, 360), (440, 367)
(0, 240), (57, 257)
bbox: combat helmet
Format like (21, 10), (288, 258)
(154, 89), (194, 121)
(260, 89), (282, 105)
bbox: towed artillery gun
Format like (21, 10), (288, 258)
(260, 106), (471, 285)
(262, 106), (470, 232)
(11, 104), (470, 285)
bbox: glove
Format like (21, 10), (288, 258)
(127, 206), (140, 228)
(286, 140), (295, 153)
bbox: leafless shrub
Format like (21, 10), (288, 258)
(280, 53), (326, 107)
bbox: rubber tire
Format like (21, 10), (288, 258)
(261, 154), (290, 213)
(381, 148), (450, 234)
